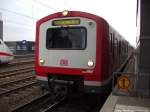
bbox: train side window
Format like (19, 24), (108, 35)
(115, 38), (118, 57)
(112, 33), (115, 58)
(110, 33), (113, 52)
(124, 42), (126, 53)
(116, 39), (118, 51)
(122, 41), (124, 55)
(125, 42), (127, 53)
(126, 43), (128, 54)
(119, 40), (121, 55)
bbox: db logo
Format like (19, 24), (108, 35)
(60, 59), (68, 66)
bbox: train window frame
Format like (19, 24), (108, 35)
(46, 27), (87, 50)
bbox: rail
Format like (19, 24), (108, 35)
(12, 92), (65, 112)
(14, 54), (34, 58)
(0, 67), (34, 78)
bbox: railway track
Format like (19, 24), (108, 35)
(0, 62), (34, 73)
(13, 54), (34, 63)
(0, 77), (37, 96)
(12, 93), (65, 112)
(0, 54), (34, 72)
(0, 54), (34, 82)
(11, 92), (107, 112)
(0, 54), (106, 112)
(0, 83), (48, 112)
(14, 54), (34, 59)
(0, 65), (36, 96)
(0, 67), (34, 88)
(10, 59), (34, 65)
(46, 94), (103, 112)
(0, 64), (65, 112)
(0, 54), (51, 112)
(0, 66), (34, 78)
(0, 70), (106, 112)
(0, 68), (48, 112)
(0, 68), (106, 112)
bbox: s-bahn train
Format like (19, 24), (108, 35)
(35, 11), (132, 93)
(0, 38), (14, 64)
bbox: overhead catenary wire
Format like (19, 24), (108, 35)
(32, 0), (58, 12)
(0, 0), (61, 32)
(0, 0), (66, 22)
(0, 7), (36, 20)
(4, 19), (35, 30)
(60, 0), (72, 10)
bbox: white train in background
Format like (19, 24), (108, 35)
(0, 13), (14, 64)
(0, 38), (14, 64)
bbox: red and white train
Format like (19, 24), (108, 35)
(35, 11), (132, 93)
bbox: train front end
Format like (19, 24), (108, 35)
(35, 11), (103, 93)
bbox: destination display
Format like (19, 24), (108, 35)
(52, 19), (80, 26)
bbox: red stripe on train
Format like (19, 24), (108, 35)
(0, 52), (14, 56)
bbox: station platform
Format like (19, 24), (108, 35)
(100, 54), (150, 112)
(100, 94), (150, 112)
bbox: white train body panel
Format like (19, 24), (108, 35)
(0, 39), (14, 63)
(39, 17), (96, 69)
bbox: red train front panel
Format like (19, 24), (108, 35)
(35, 11), (108, 93)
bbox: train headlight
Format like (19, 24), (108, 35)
(62, 10), (68, 16)
(39, 58), (45, 65)
(88, 60), (94, 67)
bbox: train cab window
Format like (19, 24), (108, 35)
(46, 27), (86, 50)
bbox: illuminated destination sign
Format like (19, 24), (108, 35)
(52, 19), (80, 26)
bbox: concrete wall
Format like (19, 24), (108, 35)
(139, 39), (150, 72)
(137, 0), (150, 73)
(140, 0), (150, 36)
(137, 0), (150, 97)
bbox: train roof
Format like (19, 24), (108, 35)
(37, 11), (106, 25)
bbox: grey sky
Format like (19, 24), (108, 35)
(0, 0), (137, 46)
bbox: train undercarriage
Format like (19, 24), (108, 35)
(47, 74), (84, 95)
